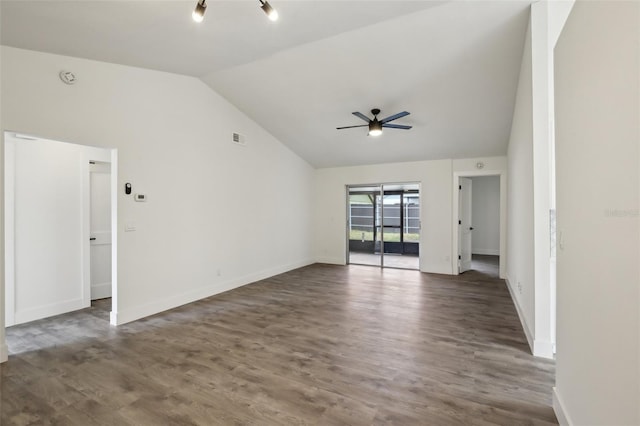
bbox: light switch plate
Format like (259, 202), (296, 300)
(125, 223), (136, 232)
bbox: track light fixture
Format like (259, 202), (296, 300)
(192, 0), (278, 23)
(192, 0), (206, 22)
(259, 0), (279, 21)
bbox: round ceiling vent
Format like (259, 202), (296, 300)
(59, 71), (77, 85)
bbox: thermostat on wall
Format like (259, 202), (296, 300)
(134, 194), (147, 202)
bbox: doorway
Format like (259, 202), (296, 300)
(4, 132), (117, 326)
(89, 162), (112, 301)
(453, 171), (506, 278)
(458, 176), (501, 276)
(346, 183), (420, 270)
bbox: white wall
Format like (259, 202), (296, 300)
(507, 17), (536, 350)
(506, 2), (567, 359)
(471, 176), (500, 255)
(554, 1), (640, 424)
(0, 46), (314, 328)
(314, 156), (506, 275)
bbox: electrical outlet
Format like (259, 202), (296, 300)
(216, 269), (221, 277)
(517, 281), (522, 294)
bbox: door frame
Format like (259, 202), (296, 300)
(458, 177), (473, 273)
(3, 131), (118, 326)
(89, 161), (113, 300)
(452, 170), (506, 278)
(345, 181), (421, 270)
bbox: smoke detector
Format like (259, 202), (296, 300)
(59, 71), (77, 85)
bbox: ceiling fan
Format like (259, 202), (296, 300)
(336, 108), (412, 137)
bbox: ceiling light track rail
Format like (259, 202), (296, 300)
(193, 0), (278, 23)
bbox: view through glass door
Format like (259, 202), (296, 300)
(347, 183), (420, 270)
(347, 186), (381, 267)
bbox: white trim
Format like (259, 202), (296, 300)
(315, 257), (346, 265)
(504, 278), (555, 359)
(553, 387), (573, 426)
(0, 342), (8, 363)
(4, 137), (16, 326)
(533, 338), (554, 359)
(505, 277), (535, 353)
(13, 298), (86, 325)
(109, 150), (118, 325)
(111, 259), (314, 325)
(471, 249), (500, 256)
(81, 156), (91, 308)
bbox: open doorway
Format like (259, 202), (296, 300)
(4, 132), (117, 327)
(453, 171), (506, 279)
(458, 176), (501, 278)
(346, 183), (420, 270)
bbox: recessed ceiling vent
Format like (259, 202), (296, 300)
(232, 132), (246, 146)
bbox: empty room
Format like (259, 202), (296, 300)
(0, 1), (638, 425)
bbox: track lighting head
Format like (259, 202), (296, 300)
(192, 0), (206, 22)
(368, 121), (383, 137)
(260, 0), (278, 21)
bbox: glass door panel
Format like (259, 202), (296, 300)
(381, 186), (420, 270)
(348, 186), (381, 267)
(348, 183), (420, 270)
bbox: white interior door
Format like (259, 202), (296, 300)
(6, 135), (89, 325)
(90, 163), (112, 300)
(459, 177), (473, 273)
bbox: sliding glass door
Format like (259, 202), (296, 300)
(347, 186), (381, 267)
(347, 183), (420, 269)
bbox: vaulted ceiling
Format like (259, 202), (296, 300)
(1, 0), (531, 168)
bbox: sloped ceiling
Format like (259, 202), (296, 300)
(1, 1), (531, 168)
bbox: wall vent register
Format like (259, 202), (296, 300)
(232, 132), (246, 146)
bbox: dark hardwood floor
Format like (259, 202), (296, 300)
(1, 264), (556, 425)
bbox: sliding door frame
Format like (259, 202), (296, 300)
(346, 181), (421, 270)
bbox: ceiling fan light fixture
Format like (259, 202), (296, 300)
(260, 0), (279, 21)
(192, 0), (206, 22)
(368, 121), (383, 137)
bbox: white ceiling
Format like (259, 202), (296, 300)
(1, 0), (531, 168)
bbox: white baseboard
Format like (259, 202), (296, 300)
(505, 277), (535, 354)
(91, 282), (112, 300)
(504, 278), (554, 359)
(533, 339), (554, 359)
(110, 258), (315, 326)
(553, 387), (573, 426)
(315, 257), (345, 265)
(472, 248), (500, 256)
(0, 341), (8, 363)
(420, 263), (454, 275)
(13, 298), (87, 326)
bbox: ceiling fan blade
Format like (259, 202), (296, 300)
(352, 112), (371, 123)
(382, 123), (412, 130)
(336, 125), (369, 130)
(380, 111), (410, 124)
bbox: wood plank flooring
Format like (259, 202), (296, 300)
(1, 262), (556, 425)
